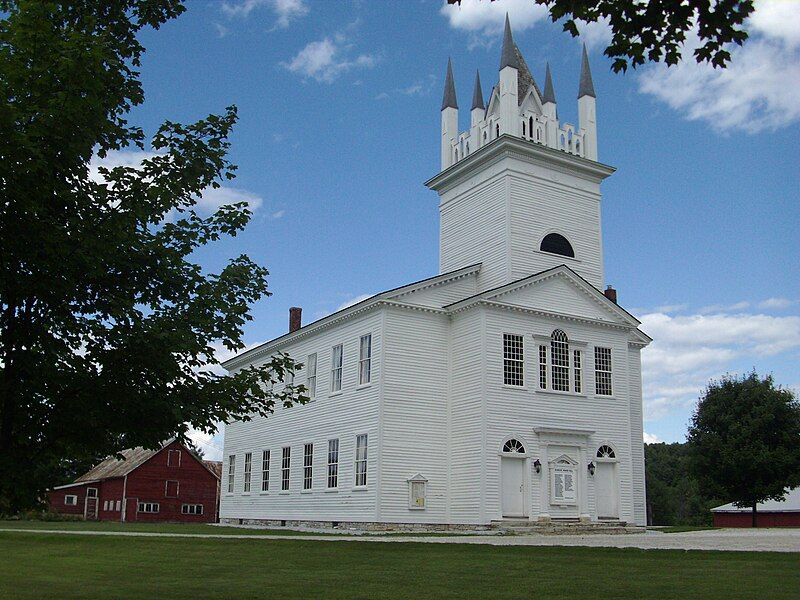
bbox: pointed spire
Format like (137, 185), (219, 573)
(499, 13), (520, 70)
(578, 44), (596, 99)
(441, 57), (458, 110)
(471, 70), (484, 110)
(543, 63), (556, 104)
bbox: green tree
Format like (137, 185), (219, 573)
(687, 373), (800, 527)
(0, 1), (306, 513)
(447, 0), (755, 72)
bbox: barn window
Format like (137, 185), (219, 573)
(306, 353), (317, 399)
(64, 495), (77, 506)
(327, 438), (339, 488)
(354, 434), (368, 487)
(243, 452), (252, 493)
(182, 504), (204, 515)
(359, 334), (372, 385)
(227, 454), (235, 493)
(594, 347), (613, 396)
(115, 500), (121, 511)
(540, 233), (575, 258)
(503, 333), (524, 387)
(261, 450), (270, 492)
(303, 443), (314, 490)
(597, 445), (616, 459)
(502, 439), (526, 453)
(165, 480), (179, 498)
(550, 330), (570, 392)
(331, 344), (343, 393)
(281, 446), (291, 491)
(167, 449), (181, 467)
(138, 502), (160, 513)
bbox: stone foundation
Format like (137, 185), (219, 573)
(219, 518), (492, 533)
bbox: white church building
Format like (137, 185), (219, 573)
(220, 17), (651, 529)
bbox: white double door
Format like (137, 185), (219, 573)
(501, 457), (526, 518)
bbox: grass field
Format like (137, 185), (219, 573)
(2, 529), (798, 599)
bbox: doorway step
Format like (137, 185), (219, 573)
(490, 519), (644, 535)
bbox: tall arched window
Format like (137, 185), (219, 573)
(540, 233), (575, 258)
(529, 116), (534, 138)
(550, 330), (570, 391)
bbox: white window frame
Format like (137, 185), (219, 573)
(115, 500), (121, 511)
(227, 454), (235, 493)
(165, 480), (179, 498)
(331, 344), (343, 393)
(137, 502), (160, 513)
(595, 347), (613, 396)
(359, 334), (372, 385)
(503, 333), (524, 387)
(243, 452), (252, 493)
(535, 333), (587, 394)
(327, 439), (339, 489)
(281, 446), (291, 491)
(167, 449), (181, 467)
(306, 353), (317, 399)
(261, 449), (270, 492)
(181, 504), (204, 515)
(303, 443), (314, 490)
(573, 349), (582, 394)
(64, 495), (78, 506)
(354, 434), (368, 488)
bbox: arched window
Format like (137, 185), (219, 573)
(529, 116), (534, 137)
(502, 439), (526, 453)
(550, 330), (569, 391)
(597, 445), (616, 459)
(540, 233), (575, 258)
(522, 120), (526, 137)
(496, 123), (500, 138)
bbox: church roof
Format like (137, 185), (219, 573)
(578, 44), (596, 98)
(515, 43), (542, 105)
(441, 57), (458, 110)
(471, 70), (484, 111)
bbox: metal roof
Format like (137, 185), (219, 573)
(712, 487), (800, 513)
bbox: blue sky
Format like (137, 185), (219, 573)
(110, 0), (799, 457)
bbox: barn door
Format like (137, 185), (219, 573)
(84, 487), (99, 520)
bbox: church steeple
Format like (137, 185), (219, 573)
(471, 70), (484, 111)
(578, 44), (596, 99)
(440, 58), (459, 170)
(499, 13), (520, 70)
(542, 63), (556, 105)
(441, 57), (458, 110)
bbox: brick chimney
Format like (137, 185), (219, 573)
(289, 307), (302, 333)
(604, 286), (618, 304)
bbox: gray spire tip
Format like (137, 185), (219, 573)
(471, 70), (484, 111)
(441, 57), (458, 110)
(499, 13), (520, 70)
(578, 44), (596, 99)
(543, 62), (556, 104)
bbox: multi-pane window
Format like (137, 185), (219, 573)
(595, 347), (613, 396)
(281, 446), (291, 491)
(243, 452), (252, 493)
(227, 454), (235, 493)
(331, 344), (343, 393)
(359, 334), (372, 385)
(65, 495), (77, 506)
(261, 450), (270, 492)
(354, 434), (368, 487)
(138, 502), (159, 513)
(573, 350), (582, 394)
(306, 353), (317, 399)
(551, 329), (570, 391)
(503, 333), (524, 386)
(182, 504), (204, 515)
(538, 345), (547, 389)
(303, 443), (314, 490)
(327, 439), (339, 488)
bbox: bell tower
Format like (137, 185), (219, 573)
(427, 16), (613, 293)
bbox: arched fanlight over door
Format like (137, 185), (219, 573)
(597, 445), (616, 459)
(502, 439), (526, 454)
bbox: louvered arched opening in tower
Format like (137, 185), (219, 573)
(540, 233), (575, 258)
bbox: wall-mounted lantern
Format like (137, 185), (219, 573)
(533, 459), (541, 474)
(587, 461), (596, 476)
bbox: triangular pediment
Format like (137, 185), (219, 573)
(519, 86), (543, 115)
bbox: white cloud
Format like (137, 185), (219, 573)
(336, 293), (374, 312)
(282, 36), (377, 83)
(222, 0), (308, 28)
(374, 92), (390, 101)
(187, 427), (224, 461)
(576, 17), (613, 51)
(759, 297), (794, 310)
(440, 0), (549, 37)
(270, 209), (285, 219)
(89, 150), (263, 214)
(640, 310), (800, 421)
(698, 301), (750, 314)
(638, 1), (800, 133)
(643, 431), (662, 444)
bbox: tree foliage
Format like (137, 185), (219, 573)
(0, 1), (306, 512)
(687, 372), (800, 526)
(447, 0), (755, 72)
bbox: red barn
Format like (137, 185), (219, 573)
(48, 440), (221, 523)
(711, 488), (800, 527)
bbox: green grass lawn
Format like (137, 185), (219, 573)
(2, 531), (798, 599)
(0, 519), (313, 536)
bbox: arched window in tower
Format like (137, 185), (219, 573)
(540, 233), (575, 258)
(483, 131), (487, 141)
(502, 439), (526, 453)
(522, 120), (526, 137)
(550, 329), (569, 391)
(529, 116), (534, 138)
(496, 123), (500, 138)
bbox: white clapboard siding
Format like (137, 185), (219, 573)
(627, 346), (647, 525)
